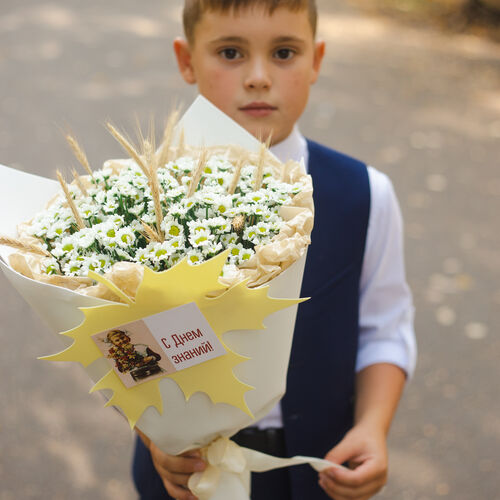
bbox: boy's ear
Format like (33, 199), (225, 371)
(310, 39), (326, 85)
(173, 37), (197, 85)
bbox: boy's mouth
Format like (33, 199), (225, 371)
(239, 102), (277, 118)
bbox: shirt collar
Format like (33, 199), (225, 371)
(269, 125), (309, 166)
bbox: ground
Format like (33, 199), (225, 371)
(0, 1), (499, 499)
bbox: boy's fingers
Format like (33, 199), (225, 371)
(163, 471), (193, 487)
(160, 454), (206, 474)
(326, 458), (385, 487)
(319, 471), (382, 499)
(324, 438), (357, 468)
(162, 478), (198, 500)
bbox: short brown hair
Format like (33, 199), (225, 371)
(183, 0), (318, 44)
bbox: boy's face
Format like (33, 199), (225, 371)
(174, 6), (325, 145)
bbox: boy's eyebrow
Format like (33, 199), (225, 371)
(208, 36), (249, 46)
(271, 36), (307, 45)
(208, 35), (306, 46)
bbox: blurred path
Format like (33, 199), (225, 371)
(0, 1), (499, 498)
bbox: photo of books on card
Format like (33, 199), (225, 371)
(92, 302), (227, 388)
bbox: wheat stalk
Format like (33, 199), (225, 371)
(176, 127), (185, 158)
(253, 143), (267, 191)
(144, 140), (165, 240)
(157, 110), (180, 168)
(56, 170), (86, 230)
(65, 135), (94, 180)
(0, 236), (51, 257)
(106, 122), (150, 178)
(253, 133), (273, 191)
(228, 157), (245, 195)
(71, 168), (88, 197)
(188, 150), (207, 197)
(140, 221), (163, 243)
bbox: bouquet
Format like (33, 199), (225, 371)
(0, 96), (338, 499)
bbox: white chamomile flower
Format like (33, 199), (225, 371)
(187, 220), (210, 234)
(168, 253), (182, 267)
(168, 202), (188, 218)
(202, 241), (223, 257)
(134, 247), (150, 264)
(242, 226), (259, 244)
(140, 212), (156, 225)
(62, 259), (84, 277)
(59, 235), (77, 254)
(227, 243), (245, 263)
(219, 232), (240, 246)
(41, 258), (59, 276)
(255, 221), (271, 236)
(89, 254), (113, 271)
(116, 227), (136, 248)
(162, 219), (184, 238)
(186, 249), (204, 266)
(166, 236), (185, 251)
(213, 195), (233, 215)
(148, 242), (171, 262)
(189, 229), (212, 248)
(239, 247), (254, 264)
(46, 220), (69, 239)
(75, 228), (96, 249)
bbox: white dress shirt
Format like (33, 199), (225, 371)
(256, 126), (417, 429)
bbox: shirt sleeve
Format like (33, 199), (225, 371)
(356, 167), (417, 379)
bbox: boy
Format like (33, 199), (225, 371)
(133, 1), (416, 499)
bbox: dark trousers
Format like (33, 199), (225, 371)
(132, 432), (292, 500)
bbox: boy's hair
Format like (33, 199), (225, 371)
(183, 0), (318, 43)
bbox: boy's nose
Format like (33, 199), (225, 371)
(244, 58), (271, 91)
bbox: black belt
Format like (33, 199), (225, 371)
(232, 427), (287, 458)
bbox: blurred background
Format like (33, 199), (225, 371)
(0, 0), (499, 498)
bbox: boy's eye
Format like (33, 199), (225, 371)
(219, 48), (242, 60)
(274, 48), (295, 60)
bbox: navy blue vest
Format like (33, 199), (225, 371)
(132, 140), (370, 499)
(281, 140), (370, 499)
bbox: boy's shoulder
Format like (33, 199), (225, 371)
(305, 138), (400, 220)
(306, 138), (367, 172)
(306, 138), (394, 196)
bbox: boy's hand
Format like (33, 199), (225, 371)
(319, 422), (388, 500)
(136, 430), (205, 500)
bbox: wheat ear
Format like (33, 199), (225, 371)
(228, 157), (245, 195)
(71, 168), (88, 197)
(143, 140), (165, 240)
(56, 170), (86, 230)
(188, 150), (207, 197)
(176, 128), (185, 158)
(65, 135), (94, 180)
(157, 110), (180, 168)
(0, 236), (51, 257)
(106, 122), (150, 178)
(140, 221), (163, 243)
(253, 133), (273, 191)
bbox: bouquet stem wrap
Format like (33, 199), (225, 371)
(188, 437), (340, 500)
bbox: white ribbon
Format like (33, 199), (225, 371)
(188, 437), (344, 500)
